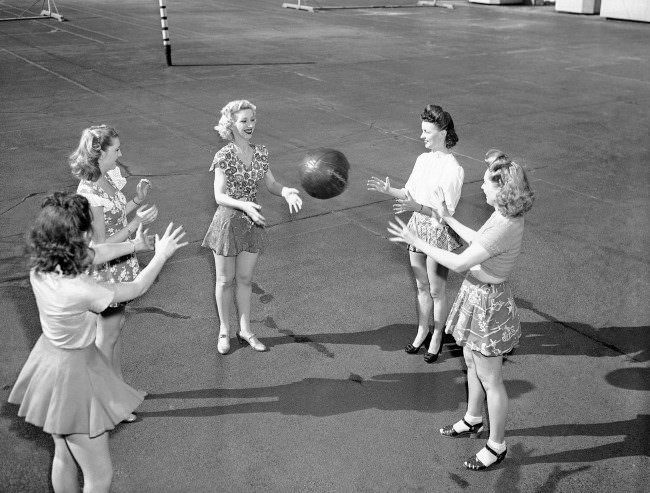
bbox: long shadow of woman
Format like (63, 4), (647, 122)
(140, 371), (534, 419)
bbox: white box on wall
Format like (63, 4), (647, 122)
(556, 0), (600, 14)
(600, 0), (650, 22)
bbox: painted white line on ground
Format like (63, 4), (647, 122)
(0, 48), (105, 96)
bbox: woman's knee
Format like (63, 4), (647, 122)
(474, 359), (504, 391)
(235, 273), (253, 288)
(428, 275), (447, 300)
(215, 275), (235, 290)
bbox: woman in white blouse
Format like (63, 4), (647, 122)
(368, 104), (464, 363)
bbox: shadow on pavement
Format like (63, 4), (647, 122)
(141, 371), (534, 418)
(506, 414), (650, 464)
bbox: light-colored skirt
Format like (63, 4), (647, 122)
(202, 206), (267, 257)
(8, 335), (145, 437)
(407, 212), (463, 253)
(445, 274), (520, 357)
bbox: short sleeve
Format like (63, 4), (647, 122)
(79, 276), (114, 313)
(475, 214), (507, 256)
(209, 145), (232, 172)
(441, 165), (464, 215)
(77, 182), (112, 210)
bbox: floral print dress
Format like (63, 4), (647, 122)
(202, 143), (270, 256)
(77, 174), (140, 306)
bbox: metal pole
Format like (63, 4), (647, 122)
(158, 0), (172, 66)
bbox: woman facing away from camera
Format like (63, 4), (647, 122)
(388, 149), (534, 470)
(368, 104), (464, 363)
(8, 192), (186, 492)
(202, 99), (302, 355)
(70, 125), (159, 382)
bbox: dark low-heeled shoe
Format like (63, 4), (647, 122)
(464, 445), (507, 471)
(440, 419), (484, 438)
(404, 332), (432, 354)
(423, 341), (443, 363)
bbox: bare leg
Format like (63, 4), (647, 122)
(64, 433), (112, 493)
(465, 345), (486, 418)
(52, 434), (80, 493)
(409, 251), (433, 346)
(234, 251), (259, 337)
(234, 251), (266, 351)
(473, 352), (507, 443)
(95, 307), (126, 380)
(213, 253), (236, 337)
(426, 257), (449, 354)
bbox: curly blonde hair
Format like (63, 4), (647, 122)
(485, 149), (535, 218)
(214, 100), (256, 141)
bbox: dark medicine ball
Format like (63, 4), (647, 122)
(299, 148), (350, 199)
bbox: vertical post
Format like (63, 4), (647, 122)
(158, 0), (172, 66)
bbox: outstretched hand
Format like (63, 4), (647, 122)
(136, 179), (152, 202)
(135, 204), (159, 226)
(393, 189), (419, 215)
(154, 223), (188, 260)
(387, 216), (418, 247)
(281, 187), (303, 214)
(435, 199), (450, 221)
(367, 176), (390, 194)
(133, 223), (154, 252)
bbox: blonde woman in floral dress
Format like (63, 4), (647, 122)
(71, 125), (158, 386)
(203, 100), (302, 355)
(388, 149), (534, 471)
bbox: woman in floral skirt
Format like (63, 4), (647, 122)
(388, 149), (534, 470)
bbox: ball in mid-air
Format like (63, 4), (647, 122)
(299, 148), (349, 199)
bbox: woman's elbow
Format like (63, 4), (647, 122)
(450, 261), (471, 274)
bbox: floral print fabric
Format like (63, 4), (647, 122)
(202, 143), (269, 256)
(445, 274), (520, 356)
(406, 211), (463, 252)
(77, 175), (140, 303)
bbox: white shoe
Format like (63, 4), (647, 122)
(236, 332), (267, 352)
(217, 334), (230, 354)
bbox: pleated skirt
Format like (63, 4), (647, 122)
(8, 335), (145, 438)
(407, 212), (463, 253)
(445, 274), (521, 357)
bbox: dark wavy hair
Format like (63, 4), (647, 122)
(69, 125), (119, 182)
(421, 104), (458, 149)
(484, 149), (535, 218)
(28, 192), (94, 275)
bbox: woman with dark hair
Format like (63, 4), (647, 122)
(368, 104), (464, 363)
(70, 125), (159, 382)
(203, 100), (302, 355)
(8, 192), (187, 492)
(388, 149), (535, 470)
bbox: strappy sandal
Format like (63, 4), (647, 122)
(464, 444), (507, 471)
(439, 418), (484, 438)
